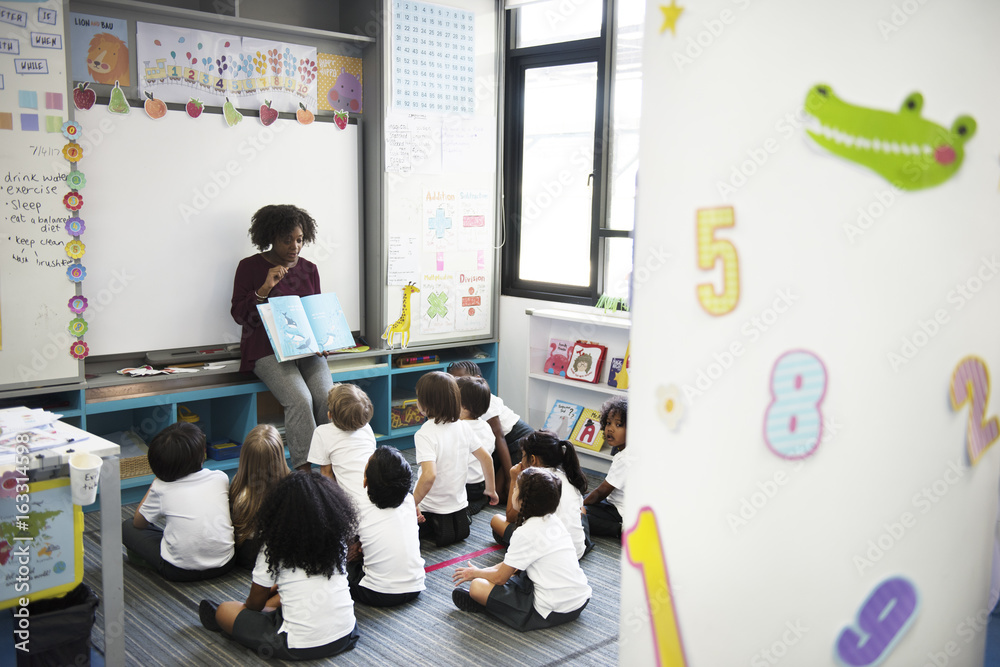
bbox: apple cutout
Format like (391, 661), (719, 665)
(259, 100), (278, 127)
(73, 82), (96, 111)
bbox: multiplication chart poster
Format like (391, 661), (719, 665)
(391, 0), (474, 114)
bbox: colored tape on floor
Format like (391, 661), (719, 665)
(424, 545), (504, 573)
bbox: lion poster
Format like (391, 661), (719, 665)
(69, 13), (130, 86)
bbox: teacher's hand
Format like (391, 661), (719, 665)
(260, 265), (288, 296)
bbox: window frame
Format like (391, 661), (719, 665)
(501, 1), (632, 306)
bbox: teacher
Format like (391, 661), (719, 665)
(231, 204), (332, 471)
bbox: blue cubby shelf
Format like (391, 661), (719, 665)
(45, 342), (497, 510)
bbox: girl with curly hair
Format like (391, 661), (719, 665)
(200, 471), (360, 660)
(583, 395), (628, 537)
(452, 467), (591, 631)
(231, 204), (331, 471)
(229, 424), (290, 568)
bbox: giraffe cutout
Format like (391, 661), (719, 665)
(382, 282), (420, 349)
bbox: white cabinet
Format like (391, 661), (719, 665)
(525, 308), (630, 473)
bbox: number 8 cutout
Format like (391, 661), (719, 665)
(764, 350), (828, 459)
(949, 356), (1000, 465)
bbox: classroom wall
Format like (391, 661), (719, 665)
(621, 0), (1000, 664)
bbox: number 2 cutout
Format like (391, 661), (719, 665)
(835, 577), (918, 667)
(949, 356), (1000, 465)
(696, 206), (739, 316)
(624, 507), (687, 667)
(764, 350), (828, 459)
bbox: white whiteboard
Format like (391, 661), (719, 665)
(73, 108), (361, 357)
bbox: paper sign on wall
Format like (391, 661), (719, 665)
(420, 273), (454, 334)
(69, 14), (129, 86)
(455, 272), (488, 331)
(387, 234), (419, 286)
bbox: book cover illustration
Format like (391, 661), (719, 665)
(569, 408), (605, 452)
(566, 341), (607, 384)
(543, 400), (584, 440)
(608, 358), (625, 388)
(544, 338), (572, 377)
(257, 293), (354, 362)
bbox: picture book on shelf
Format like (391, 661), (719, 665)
(544, 338), (572, 377)
(569, 408), (605, 452)
(257, 293), (355, 362)
(543, 400), (584, 440)
(566, 340), (608, 384)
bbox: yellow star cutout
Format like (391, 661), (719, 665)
(659, 0), (685, 36)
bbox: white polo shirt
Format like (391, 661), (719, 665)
(553, 469), (587, 559)
(481, 394), (520, 435)
(504, 514), (592, 618)
(605, 448), (629, 514)
(252, 550), (356, 649)
(307, 422), (377, 505)
(139, 468), (235, 570)
(356, 494), (426, 594)
(415, 419), (476, 514)
(465, 418), (495, 485)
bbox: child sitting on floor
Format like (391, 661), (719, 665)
(121, 422), (236, 581)
(583, 395), (628, 538)
(307, 383), (377, 506)
(448, 361), (533, 500)
(452, 467), (592, 631)
(349, 446), (426, 607)
(456, 375), (496, 516)
(413, 371), (498, 547)
(200, 472), (360, 661)
(491, 430), (592, 559)
(229, 424), (290, 568)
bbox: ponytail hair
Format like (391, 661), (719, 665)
(520, 430), (588, 495)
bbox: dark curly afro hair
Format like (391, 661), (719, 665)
(248, 204), (318, 251)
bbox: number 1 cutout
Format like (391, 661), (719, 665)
(624, 507), (687, 667)
(949, 356), (1000, 465)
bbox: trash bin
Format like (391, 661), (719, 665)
(12, 583), (99, 667)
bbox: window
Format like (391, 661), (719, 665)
(502, 0), (643, 305)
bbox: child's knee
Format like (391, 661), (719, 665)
(490, 515), (506, 532)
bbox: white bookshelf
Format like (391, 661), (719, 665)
(525, 308), (630, 474)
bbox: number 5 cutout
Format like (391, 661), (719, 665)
(624, 507), (687, 667)
(696, 206), (739, 316)
(949, 356), (1000, 465)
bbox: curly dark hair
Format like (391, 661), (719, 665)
(520, 430), (587, 495)
(446, 360), (482, 377)
(147, 422), (204, 482)
(364, 446), (413, 509)
(515, 467), (561, 526)
(248, 204), (318, 251)
(255, 471), (358, 578)
(599, 395), (628, 430)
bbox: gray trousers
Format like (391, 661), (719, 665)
(253, 353), (332, 469)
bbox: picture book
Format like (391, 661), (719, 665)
(257, 293), (355, 362)
(543, 400), (584, 440)
(566, 340), (608, 384)
(544, 338), (572, 377)
(608, 358), (625, 388)
(569, 409), (605, 452)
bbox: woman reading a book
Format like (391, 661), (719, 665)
(231, 204), (332, 471)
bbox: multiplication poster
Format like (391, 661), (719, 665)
(391, 0), (475, 113)
(419, 272), (453, 334)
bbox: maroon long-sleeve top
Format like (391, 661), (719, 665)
(230, 254), (321, 373)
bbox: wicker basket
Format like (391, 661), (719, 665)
(120, 455), (153, 479)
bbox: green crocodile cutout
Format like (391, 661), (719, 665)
(803, 84), (975, 190)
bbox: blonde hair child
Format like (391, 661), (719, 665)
(229, 424), (290, 568)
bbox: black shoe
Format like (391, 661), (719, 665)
(452, 588), (483, 613)
(199, 599), (221, 632)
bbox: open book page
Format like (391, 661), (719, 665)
(258, 296), (320, 362)
(300, 293), (354, 353)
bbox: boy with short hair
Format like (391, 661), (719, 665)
(307, 382), (377, 506)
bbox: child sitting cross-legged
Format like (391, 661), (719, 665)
(583, 395), (628, 538)
(121, 422), (236, 581)
(413, 371), (498, 547)
(452, 467), (592, 631)
(307, 383), (377, 507)
(229, 424), (290, 569)
(348, 446), (426, 607)
(491, 430), (593, 559)
(200, 472), (360, 661)
(456, 375), (496, 516)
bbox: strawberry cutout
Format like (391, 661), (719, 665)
(0, 541), (10, 567)
(186, 98), (203, 119)
(334, 110), (348, 130)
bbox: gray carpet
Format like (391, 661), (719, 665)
(81, 462), (620, 666)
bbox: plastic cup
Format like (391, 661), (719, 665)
(69, 453), (102, 506)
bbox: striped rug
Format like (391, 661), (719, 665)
(82, 465), (621, 666)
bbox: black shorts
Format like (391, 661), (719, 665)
(347, 559), (421, 608)
(418, 507), (471, 547)
(231, 608), (359, 661)
(484, 572), (589, 632)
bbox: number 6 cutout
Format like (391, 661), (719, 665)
(696, 206), (739, 316)
(764, 350), (828, 459)
(949, 356), (1000, 465)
